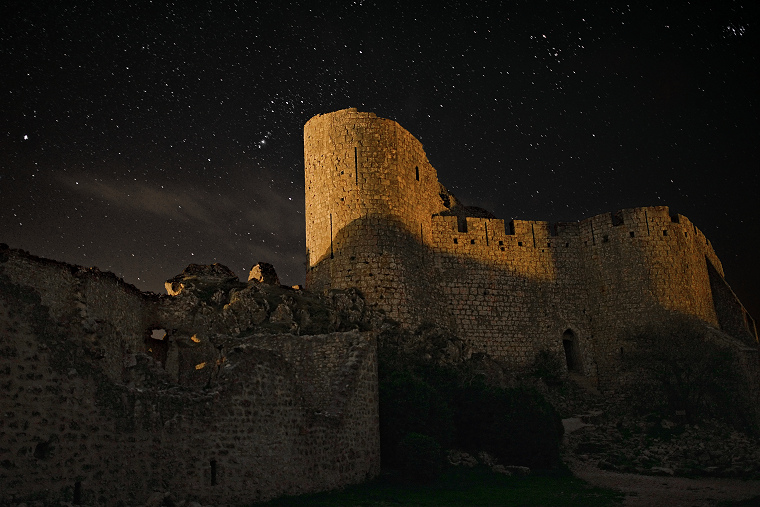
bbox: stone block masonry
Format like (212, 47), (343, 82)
(304, 109), (758, 390)
(0, 246), (380, 505)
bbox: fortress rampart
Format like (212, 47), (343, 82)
(305, 108), (758, 387)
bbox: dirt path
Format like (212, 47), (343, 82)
(568, 458), (760, 506)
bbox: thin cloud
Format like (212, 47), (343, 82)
(59, 175), (217, 225)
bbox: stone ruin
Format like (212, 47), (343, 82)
(0, 245), (379, 505)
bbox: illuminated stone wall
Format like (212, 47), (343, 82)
(0, 247), (380, 505)
(304, 109), (757, 386)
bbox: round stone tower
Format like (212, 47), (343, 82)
(304, 108), (446, 324)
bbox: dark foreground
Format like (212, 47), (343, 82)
(256, 466), (623, 507)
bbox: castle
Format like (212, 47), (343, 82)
(1, 108), (758, 505)
(304, 108), (758, 387)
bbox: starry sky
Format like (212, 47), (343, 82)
(1, 1), (758, 316)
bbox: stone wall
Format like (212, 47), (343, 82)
(0, 246), (380, 505)
(304, 109), (758, 390)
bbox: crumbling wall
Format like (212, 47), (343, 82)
(0, 247), (379, 505)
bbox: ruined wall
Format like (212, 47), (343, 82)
(0, 247), (380, 505)
(304, 109), (757, 388)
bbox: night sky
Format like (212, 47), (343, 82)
(2, 1), (758, 316)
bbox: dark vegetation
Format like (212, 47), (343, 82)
(257, 466), (624, 507)
(377, 324), (565, 481)
(622, 316), (757, 433)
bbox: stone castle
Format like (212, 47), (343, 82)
(1, 107), (758, 505)
(304, 108), (758, 387)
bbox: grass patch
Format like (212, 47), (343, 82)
(717, 496), (760, 506)
(256, 466), (623, 506)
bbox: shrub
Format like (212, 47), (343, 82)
(379, 370), (454, 467)
(622, 316), (754, 431)
(532, 349), (566, 385)
(453, 383), (564, 469)
(396, 432), (444, 483)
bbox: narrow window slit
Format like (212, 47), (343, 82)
(354, 147), (358, 184)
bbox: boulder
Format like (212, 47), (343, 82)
(248, 262), (280, 285)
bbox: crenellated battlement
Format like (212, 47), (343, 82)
(428, 207), (722, 276)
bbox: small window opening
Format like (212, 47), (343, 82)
(354, 147), (359, 183)
(211, 459), (218, 486)
(629, 231), (635, 238)
(457, 216), (468, 233)
(518, 241), (523, 246)
(453, 238), (458, 244)
(602, 235), (609, 243)
(498, 240), (503, 245)
(73, 481), (82, 505)
(146, 329), (169, 368)
(330, 214), (334, 259)
(663, 230), (668, 236)
(470, 239), (475, 244)
(415, 166), (419, 181)
(500, 247), (505, 251)
(565, 242), (570, 247)
(562, 329), (580, 372)
(34, 441), (50, 460)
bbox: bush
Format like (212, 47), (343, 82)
(453, 383), (564, 469)
(532, 349), (566, 385)
(379, 370), (454, 467)
(396, 432), (444, 483)
(623, 316), (754, 431)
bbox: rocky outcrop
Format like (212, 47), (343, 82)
(564, 411), (760, 478)
(164, 262), (239, 296)
(552, 374), (760, 479)
(157, 264), (375, 340)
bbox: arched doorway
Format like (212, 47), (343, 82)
(562, 329), (581, 372)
